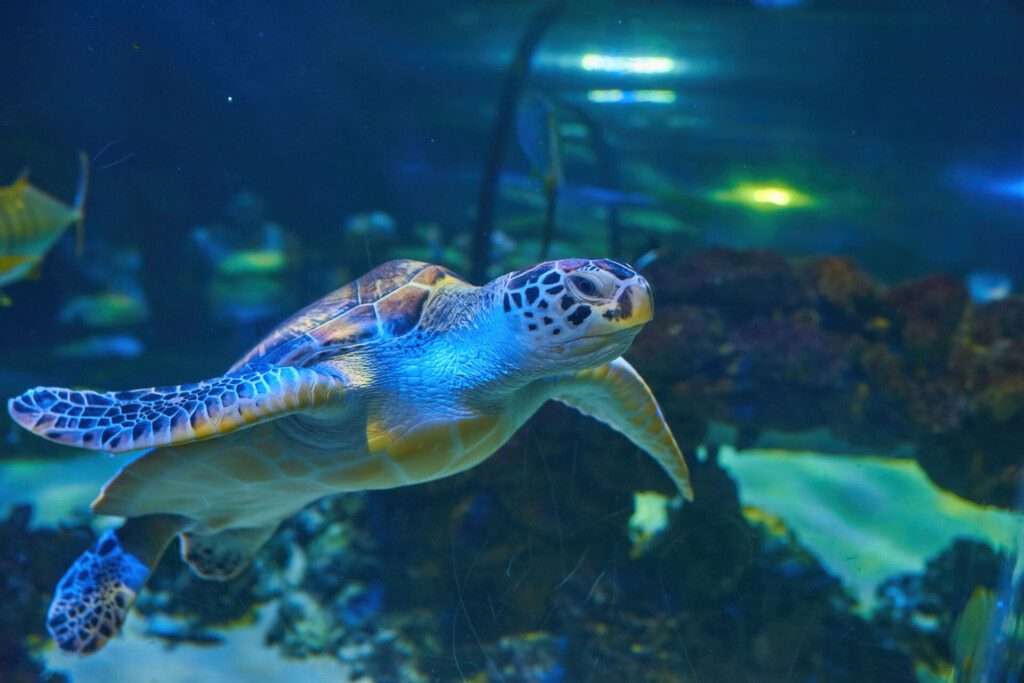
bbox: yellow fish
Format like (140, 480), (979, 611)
(933, 584), (1024, 682)
(951, 586), (996, 682)
(0, 152), (88, 289)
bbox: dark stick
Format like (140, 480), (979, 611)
(469, 0), (567, 283)
(539, 181), (559, 260)
(562, 102), (622, 259)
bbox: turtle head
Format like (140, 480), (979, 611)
(496, 258), (653, 374)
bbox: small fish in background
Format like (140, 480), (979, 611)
(53, 334), (144, 360)
(951, 587), (997, 682)
(221, 217), (291, 277)
(202, 238), (293, 320)
(189, 195), (299, 343)
(191, 222), (291, 282)
(919, 468), (1024, 683)
(53, 237), (151, 332)
(57, 289), (149, 328)
(344, 210), (397, 241)
(515, 94), (563, 258)
(418, 222), (445, 263)
(451, 228), (518, 272)
(189, 195), (296, 280)
(344, 210), (397, 255)
(74, 242), (145, 292)
(190, 193), (294, 276)
(916, 584), (1022, 683)
(190, 225), (230, 264)
(634, 246), (665, 271)
(389, 222), (465, 268)
(217, 246), (288, 277)
(0, 152), (88, 292)
(516, 94), (563, 195)
(967, 272), (1012, 304)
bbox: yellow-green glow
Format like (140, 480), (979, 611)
(752, 187), (792, 206)
(587, 89), (677, 104)
(628, 490), (681, 557)
(712, 181), (815, 212)
(218, 249), (287, 276)
(587, 89), (623, 103)
(580, 53), (674, 74)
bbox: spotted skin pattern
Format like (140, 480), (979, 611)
(8, 258), (689, 656)
(180, 526), (278, 580)
(8, 365), (345, 454)
(502, 258), (650, 340)
(47, 530), (151, 654)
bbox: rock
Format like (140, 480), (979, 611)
(873, 540), (1005, 673)
(634, 247), (1024, 507)
(0, 504), (91, 683)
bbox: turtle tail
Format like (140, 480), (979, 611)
(48, 514), (183, 655)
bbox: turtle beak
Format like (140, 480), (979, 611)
(629, 277), (654, 326)
(606, 278), (654, 328)
(581, 278), (653, 339)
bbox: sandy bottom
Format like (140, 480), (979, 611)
(3, 444), (1018, 677)
(42, 606), (347, 683)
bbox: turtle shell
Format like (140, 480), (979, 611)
(231, 259), (466, 370)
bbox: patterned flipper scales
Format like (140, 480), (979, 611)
(47, 530), (147, 654)
(8, 364), (346, 454)
(47, 515), (182, 654)
(180, 524), (279, 581)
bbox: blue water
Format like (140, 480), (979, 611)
(2, 2), (1023, 682)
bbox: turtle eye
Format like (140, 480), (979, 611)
(568, 274), (610, 300)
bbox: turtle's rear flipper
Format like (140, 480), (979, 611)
(48, 515), (182, 654)
(8, 364), (347, 454)
(180, 524), (280, 581)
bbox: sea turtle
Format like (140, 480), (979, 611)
(8, 258), (692, 655)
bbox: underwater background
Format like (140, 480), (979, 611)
(2, 1), (1023, 681)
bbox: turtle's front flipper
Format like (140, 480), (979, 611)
(48, 514), (184, 654)
(8, 364), (346, 454)
(547, 357), (693, 501)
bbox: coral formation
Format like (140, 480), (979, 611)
(0, 505), (93, 683)
(634, 247), (1024, 507)
(6, 247), (1020, 681)
(872, 540), (1007, 675)
(37, 404), (918, 682)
